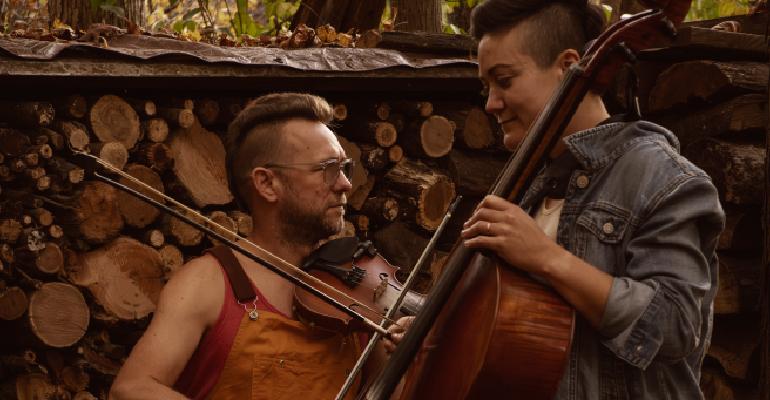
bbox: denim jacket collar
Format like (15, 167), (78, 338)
(563, 121), (681, 172)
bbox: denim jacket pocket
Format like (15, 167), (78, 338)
(576, 202), (631, 244)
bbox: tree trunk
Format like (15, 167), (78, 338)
(394, 0), (442, 33)
(48, 0), (145, 30)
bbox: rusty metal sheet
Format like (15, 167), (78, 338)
(0, 35), (477, 71)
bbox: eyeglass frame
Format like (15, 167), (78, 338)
(263, 158), (355, 186)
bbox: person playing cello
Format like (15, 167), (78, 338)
(460, 0), (725, 398)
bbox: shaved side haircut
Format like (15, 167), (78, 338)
(225, 93), (333, 211)
(471, 0), (605, 68)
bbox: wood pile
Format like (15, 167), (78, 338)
(630, 26), (766, 399)
(0, 92), (502, 397)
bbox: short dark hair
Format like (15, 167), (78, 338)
(471, 0), (605, 68)
(225, 93), (333, 211)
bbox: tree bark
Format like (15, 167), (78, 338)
(685, 139), (765, 205)
(393, 0), (442, 33)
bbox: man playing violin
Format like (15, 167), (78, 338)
(111, 93), (393, 399)
(462, 0), (724, 398)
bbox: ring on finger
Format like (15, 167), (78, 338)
(486, 222), (492, 235)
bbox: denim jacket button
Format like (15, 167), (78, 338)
(576, 175), (590, 189)
(602, 222), (615, 234)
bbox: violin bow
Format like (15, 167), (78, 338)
(334, 196), (462, 400)
(70, 150), (392, 336)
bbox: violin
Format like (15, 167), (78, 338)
(294, 236), (425, 333)
(361, 1), (693, 399)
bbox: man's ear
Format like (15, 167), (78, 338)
(251, 167), (279, 203)
(556, 49), (581, 73)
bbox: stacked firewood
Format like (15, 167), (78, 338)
(0, 93), (500, 397)
(636, 44), (766, 399)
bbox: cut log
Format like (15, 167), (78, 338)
(193, 98), (220, 126)
(685, 139), (764, 205)
(34, 242), (64, 275)
(48, 224), (64, 240)
(649, 61), (768, 112)
(37, 128), (65, 151)
(135, 142), (174, 172)
(54, 121), (90, 151)
(0, 219), (23, 243)
(447, 149), (507, 197)
(708, 315), (759, 380)
(391, 101), (433, 117)
(373, 221), (431, 274)
(349, 214), (370, 235)
(60, 364), (90, 393)
(719, 206), (762, 252)
(69, 237), (164, 320)
(207, 210), (236, 246)
(657, 94), (766, 146)
(714, 255), (761, 314)
(384, 159), (456, 231)
(439, 105), (495, 150)
(361, 196), (399, 224)
(158, 244), (184, 277)
(700, 367), (735, 400)
(348, 174), (376, 211)
(47, 157), (85, 184)
(73, 181), (125, 244)
(73, 391), (98, 400)
(0, 286), (28, 320)
(230, 210), (253, 237)
(89, 95), (141, 149)
(0, 243), (14, 264)
(162, 214), (204, 247)
(359, 144), (389, 172)
(336, 135), (367, 194)
(159, 107), (195, 129)
(54, 95), (88, 119)
(90, 142), (129, 170)
(0, 101), (55, 128)
(0, 128), (31, 157)
(388, 145), (404, 163)
(126, 98), (157, 117)
(116, 163), (164, 229)
(28, 282), (89, 347)
(30, 208), (54, 227)
(14, 373), (57, 400)
(140, 118), (169, 143)
(347, 121), (398, 147)
(332, 103), (348, 121)
(143, 229), (165, 248)
(168, 121), (233, 207)
(400, 115), (455, 158)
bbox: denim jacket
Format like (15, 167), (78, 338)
(521, 121), (725, 399)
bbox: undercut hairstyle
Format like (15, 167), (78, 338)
(471, 0), (605, 68)
(225, 92), (334, 211)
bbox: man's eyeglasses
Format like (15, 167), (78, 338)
(264, 158), (355, 186)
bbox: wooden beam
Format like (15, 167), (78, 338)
(761, 57), (770, 400)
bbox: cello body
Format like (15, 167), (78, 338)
(400, 253), (573, 399)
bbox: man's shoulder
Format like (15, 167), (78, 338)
(158, 253), (225, 321)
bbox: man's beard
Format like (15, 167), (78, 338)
(277, 192), (342, 246)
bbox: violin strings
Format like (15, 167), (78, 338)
(79, 152), (387, 325)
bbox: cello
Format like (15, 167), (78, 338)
(361, 0), (693, 398)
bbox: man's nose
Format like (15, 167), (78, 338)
(335, 170), (353, 192)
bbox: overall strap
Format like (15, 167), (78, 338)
(207, 245), (256, 303)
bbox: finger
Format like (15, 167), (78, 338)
(479, 195), (513, 211)
(463, 235), (504, 252)
(463, 208), (507, 229)
(461, 220), (495, 239)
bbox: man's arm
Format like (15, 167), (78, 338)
(110, 256), (223, 400)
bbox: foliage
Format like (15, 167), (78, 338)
(685, 0), (753, 21)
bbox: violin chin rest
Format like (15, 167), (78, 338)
(311, 236), (360, 265)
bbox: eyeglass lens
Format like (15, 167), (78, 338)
(324, 160), (353, 184)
